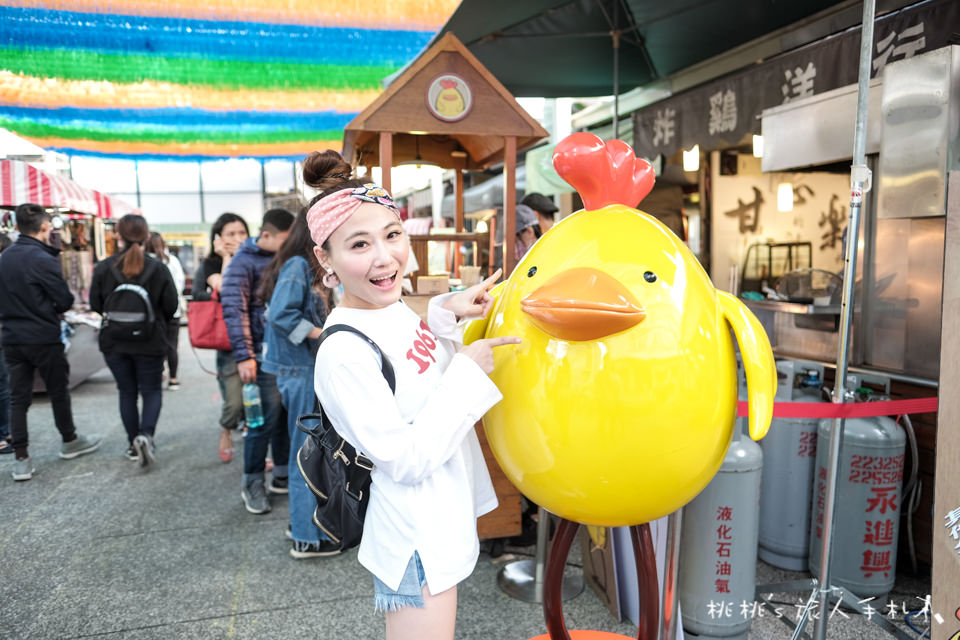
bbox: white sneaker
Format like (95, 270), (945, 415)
(133, 434), (156, 468)
(60, 434), (102, 459)
(12, 457), (35, 481)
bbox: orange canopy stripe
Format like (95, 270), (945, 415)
(0, 72), (381, 113)
(26, 136), (343, 159)
(5, 0), (461, 30)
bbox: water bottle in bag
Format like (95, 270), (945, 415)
(242, 383), (264, 429)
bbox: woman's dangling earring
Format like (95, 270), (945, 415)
(322, 268), (339, 288)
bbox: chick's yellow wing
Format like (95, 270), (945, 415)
(717, 291), (776, 440)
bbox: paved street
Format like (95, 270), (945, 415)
(1, 333), (931, 639)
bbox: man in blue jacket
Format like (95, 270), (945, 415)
(221, 208), (293, 514)
(0, 203), (101, 481)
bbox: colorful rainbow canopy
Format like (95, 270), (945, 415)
(0, 0), (459, 160)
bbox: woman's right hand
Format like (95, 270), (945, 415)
(207, 273), (223, 292)
(459, 336), (521, 374)
(213, 234), (227, 257)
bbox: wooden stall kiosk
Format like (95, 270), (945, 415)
(341, 33), (548, 540)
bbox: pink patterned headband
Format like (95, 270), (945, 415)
(306, 183), (400, 248)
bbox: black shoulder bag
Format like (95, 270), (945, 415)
(296, 324), (396, 551)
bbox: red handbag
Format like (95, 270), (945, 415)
(187, 290), (232, 351)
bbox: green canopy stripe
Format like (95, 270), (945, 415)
(0, 48), (397, 91)
(0, 118), (342, 145)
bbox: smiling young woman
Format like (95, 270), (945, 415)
(302, 150), (520, 640)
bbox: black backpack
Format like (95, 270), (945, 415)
(100, 259), (157, 342)
(296, 324), (395, 551)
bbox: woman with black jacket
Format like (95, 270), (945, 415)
(191, 212), (249, 463)
(90, 214), (177, 467)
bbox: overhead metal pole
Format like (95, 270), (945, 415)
(612, 0), (620, 139)
(812, 0), (875, 638)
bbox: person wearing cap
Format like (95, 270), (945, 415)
(514, 204), (541, 264)
(521, 192), (559, 233)
(302, 149), (521, 639)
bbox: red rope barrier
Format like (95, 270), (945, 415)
(736, 396), (938, 419)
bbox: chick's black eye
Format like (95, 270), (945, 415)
(643, 271), (657, 283)
(527, 266), (537, 278)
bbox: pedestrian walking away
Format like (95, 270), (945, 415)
(304, 150), (520, 640)
(90, 214), (178, 469)
(147, 232), (186, 389)
(192, 213), (249, 463)
(0, 203), (102, 481)
(221, 207), (293, 515)
(0, 231), (12, 455)
(260, 208), (339, 558)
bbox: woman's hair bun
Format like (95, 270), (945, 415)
(302, 150), (353, 191)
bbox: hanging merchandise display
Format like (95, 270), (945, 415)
(0, 2), (460, 159)
(808, 388), (907, 605)
(757, 360), (826, 571)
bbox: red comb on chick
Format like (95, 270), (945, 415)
(552, 132), (655, 211)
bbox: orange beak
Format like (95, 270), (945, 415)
(521, 267), (645, 341)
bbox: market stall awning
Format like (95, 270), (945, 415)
(0, 159), (137, 218)
(433, 0), (848, 98)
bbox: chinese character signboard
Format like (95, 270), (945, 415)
(633, 0), (958, 160)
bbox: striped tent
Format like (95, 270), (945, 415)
(0, 1), (459, 160)
(0, 159), (137, 217)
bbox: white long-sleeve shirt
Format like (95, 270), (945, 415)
(314, 295), (501, 594)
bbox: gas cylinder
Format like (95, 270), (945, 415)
(758, 361), (825, 570)
(808, 403), (906, 602)
(679, 367), (763, 640)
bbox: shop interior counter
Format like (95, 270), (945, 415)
(742, 297), (842, 368)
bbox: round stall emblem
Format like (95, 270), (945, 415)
(426, 73), (473, 122)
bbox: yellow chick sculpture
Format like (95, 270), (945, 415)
(467, 132), (776, 528)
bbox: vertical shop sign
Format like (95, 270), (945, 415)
(715, 505), (733, 594)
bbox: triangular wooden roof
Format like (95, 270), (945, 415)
(342, 33), (548, 170)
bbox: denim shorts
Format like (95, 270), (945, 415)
(372, 552), (427, 613)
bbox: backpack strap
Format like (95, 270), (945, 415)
(318, 324), (396, 394)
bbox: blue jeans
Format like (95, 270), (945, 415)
(242, 367), (289, 476)
(0, 348), (10, 440)
(103, 352), (164, 443)
(277, 373), (329, 544)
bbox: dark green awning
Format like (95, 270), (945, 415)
(436, 0), (848, 97)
